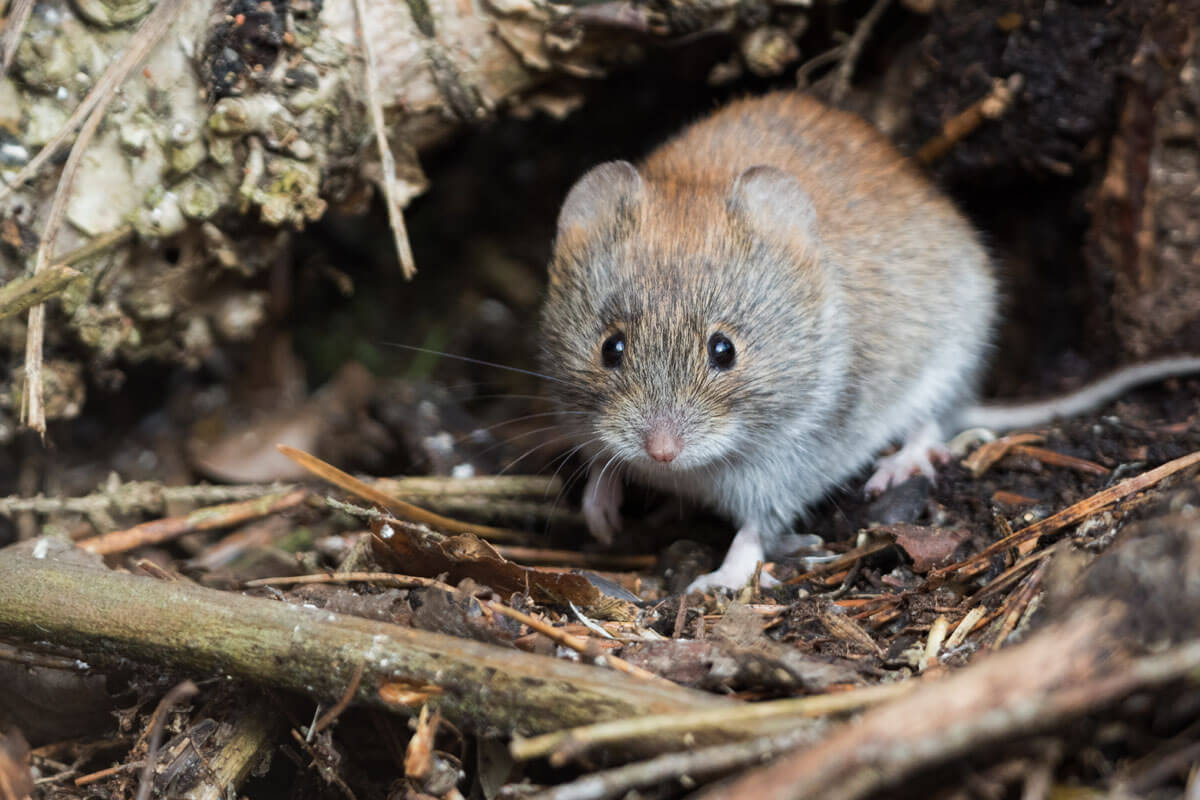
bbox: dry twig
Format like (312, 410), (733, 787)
(76, 489), (310, 555)
(932, 449), (1200, 580)
(352, 0), (417, 278)
(487, 601), (664, 684)
(1008, 445), (1111, 476)
(75, 763), (141, 787)
(135, 681), (199, 800)
(245, 571), (460, 594)
(916, 74), (1024, 165)
(0, 265), (81, 322)
(279, 445), (529, 542)
(374, 475), (562, 498)
(0, 0), (35, 75)
(528, 728), (820, 800)
(785, 540), (891, 585)
(830, 0), (890, 102)
(970, 547), (1055, 604)
(987, 558), (1048, 649)
(290, 728), (358, 800)
(492, 545), (654, 569)
(313, 663), (366, 734)
(16, 0), (189, 435)
(962, 433), (1044, 477)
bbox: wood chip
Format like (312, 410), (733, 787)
(962, 433), (1044, 477)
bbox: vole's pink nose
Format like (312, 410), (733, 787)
(645, 428), (684, 463)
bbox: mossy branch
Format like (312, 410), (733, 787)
(0, 264), (81, 322)
(0, 543), (725, 736)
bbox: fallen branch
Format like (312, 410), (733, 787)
(696, 605), (1200, 800)
(0, 543), (724, 735)
(179, 701), (279, 800)
(511, 681), (914, 764)
(0, 264), (81, 322)
(57, 224), (135, 268)
(0, 480), (299, 518)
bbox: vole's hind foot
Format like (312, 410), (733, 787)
(775, 532), (823, 556)
(864, 421), (950, 496)
(583, 465), (623, 545)
(686, 523), (777, 593)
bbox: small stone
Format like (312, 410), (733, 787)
(866, 475), (932, 525)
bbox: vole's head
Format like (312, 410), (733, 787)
(540, 160), (836, 476)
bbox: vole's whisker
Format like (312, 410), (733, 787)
(438, 383), (571, 406)
(472, 424), (569, 462)
(384, 343), (568, 385)
(546, 437), (601, 495)
(561, 450), (607, 509)
(497, 432), (579, 476)
(453, 411), (584, 446)
(591, 453), (622, 506)
(464, 393), (569, 406)
(543, 437), (604, 534)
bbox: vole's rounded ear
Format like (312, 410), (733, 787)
(556, 160), (643, 240)
(729, 165), (818, 245)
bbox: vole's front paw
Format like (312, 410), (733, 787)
(582, 467), (623, 545)
(686, 564), (778, 594)
(685, 523), (776, 593)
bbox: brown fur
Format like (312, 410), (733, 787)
(539, 91), (996, 590)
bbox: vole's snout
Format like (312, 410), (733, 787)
(644, 419), (684, 463)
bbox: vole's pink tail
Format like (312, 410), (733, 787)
(955, 356), (1200, 432)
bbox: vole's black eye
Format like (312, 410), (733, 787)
(708, 333), (736, 370)
(601, 331), (626, 369)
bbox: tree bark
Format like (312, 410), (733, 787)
(1085, 3), (1200, 359)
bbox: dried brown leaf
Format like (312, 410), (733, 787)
(404, 706), (440, 780)
(886, 524), (971, 573)
(370, 518), (637, 619)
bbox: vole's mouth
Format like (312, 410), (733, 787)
(599, 422), (736, 474)
(626, 443), (720, 474)
(597, 411), (734, 474)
